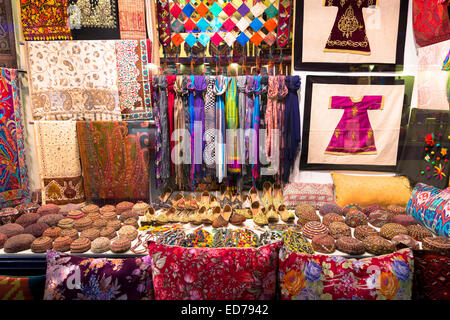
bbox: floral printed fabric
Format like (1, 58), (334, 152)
(279, 248), (414, 300)
(148, 241), (283, 300)
(44, 251), (154, 300)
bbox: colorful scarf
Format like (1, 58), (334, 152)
(225, 76), (241, 174)
(215, 76), (227, 183)
(204, 76), (217, 173)
(173, 76), (186, 189)
(252, 75), (262, 183)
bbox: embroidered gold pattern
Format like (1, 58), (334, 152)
(357, 0), (362, 7)
(352, 105), (358, 117)
(326, 35), (369, 48)
(340, 0), (346, 7)
(338, 6), (359, 38)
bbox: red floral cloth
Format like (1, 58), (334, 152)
(148, 241), (282, 300)
(279, 247), (413, 300)
(413, 250), (450, 300)
(413, 0), (450, 47)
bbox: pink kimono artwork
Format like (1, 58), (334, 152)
(325, 95), (384, 155)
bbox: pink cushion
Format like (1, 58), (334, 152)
(279, 247), (413, 300)
(283, 183), (335, 209)
(148, 241), (282, 300)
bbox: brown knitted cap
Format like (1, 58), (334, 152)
(407, 224), (433, 241)
(31, 236), (53, 253)
(110, 238), (131, 253)
(66, 210), (85, 220)
(322, 213), (344, 227)
(92, 218), (108, 230)
(91, 237), (111, 254)
(328, 222), (351, 239)
(101, 210), (117, 221)
(336, 236), (365, 255)
(345, 210), (368, 228)
(119, 210), (139, 222)
(116, 202), (134, 214)
(0, 223), (24, 238)
(123, 218), (139, 229)
(58, 218), (75, 229)
(99, 227), (116, 239)
(380, 223), (408, 240)
(296, 206), (320, 226)
(118, 225), (138, 241)
(42, 226), (62, 239)
(295, 204), (316, 218)
(422, 236), (450, 254)
(53, 236), (73, 252)
(362, 235), (395, 255)
(70, 237), (91, 253)
(354, 225), (379, 241)
(132, 201), (150, 216)
(106, 219), (122, 231)
(59, 203), (82, 216)
(86, 212), (101, 221)
(74, 217), (93, 232)
(81, 204), (100, 214)
(391, 215), (418, 227)
(37, 204), (60, 216)
(15, 213), (40, 228)
(386, 205), (406, 215)
(80, 227), (100, 241)
(302, 221), (328, 239)
(37, 214), (64, 227)
(369, 210), (393, 228)
(100, 205), (116, 214)
(23, 222), (50, 238)
(4, 234), (36, 253)
(312, 234), (335, 254)
(60, 228), (79, 241)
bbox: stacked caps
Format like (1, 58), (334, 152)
(53, 236), (73, 252)
(59, 203), (82, 217)
(391, 235), (420, 250)
(318, 203), (343, 216)
(118, 225), (138, 241)
(107, 220), (122, 231)
(91, 237), (110, 254)
(92, 219), (108, 230)
(4, 234), (35, 253)
(31, 236), (53, 253)
(116, 202), (134, 215)
(0, 223), (24, 238)
(37, 214), (64, 227)
(345, 210), (368, 228)
(312, 234), (335, 254)
(99, 227), (116, 239)
(362, 236), (395, 255)
(60, 228), (79, 241)
(380, 223), (408, 240)
(386, 205), (406, 215)
(322, 213), (344, 227)
(74, 217), (93, 232)
(132, 201), (150, 216)
(66, 210), (84, 220)
(342, 204), (362, 216)
(422, 236), (450, 254)
(15, 213), (40, 228)
(37, 204), (60, 216)
(295, 204), (320, 226)
(80, 228), (100, 241)
(110, 238), (131, 253)
(83, 205), (101, 221)
(58, 218), (75, 229)
(362, 204), (382, 217)
(328, 222), (351, 239)
(302, 221), (328, 239)
(336, 236), (365, 255)
(100, 205), (117, 220)
(354, 225), (379, 241)
(369, 210), (393, 228)
(70, 237), (91, 253)
(391, 215), (417, 227)
(43, 226), (62, 240)
(23, 222), (49, 238)
(407, 225), (433, 241)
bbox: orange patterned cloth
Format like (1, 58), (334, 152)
(118, 0), (147, 39)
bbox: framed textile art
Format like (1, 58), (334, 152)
(34, 121), (85, 205)
(300, 75), (413, 172)
(76, 121), (151, 204)
(0, 0), (16, 68)
(0, 68), (29, 206)
(293, 0), (409, 72)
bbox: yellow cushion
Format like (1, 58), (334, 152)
(331, 172), (412, 208)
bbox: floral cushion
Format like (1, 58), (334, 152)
(148, 241), (283, 300)
(279, 247), (414, 300)
(44, 251), (154, 300)
(283, 183), (335, 209)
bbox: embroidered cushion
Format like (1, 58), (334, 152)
(283, 183), (335, 209)
(331, 173), (412, 208)
(0, 275), (46, 300)
(406, 183), (450, 238)
(148, 241), (282, 300)
(279, 247), (414, 300)
(44, 251), (154, 300)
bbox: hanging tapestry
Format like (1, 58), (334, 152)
(20, 0), (73, 41)
(118, 0), (146, 39)
(34, 121), (85, 205)
(294, 0), (409, 72)
(76, 121), (151, 203)
(0, 0), (16, 68)
(0, 68), (29, 206)
(115, 40), (153, 120)
(417, 40), (450, 110)
(397, 108), (450, 189)
(300, 75), (412, 171)
(69, 0), (121, 40)
(325, 95), (384, 155)
(413, 0), (450, 48)
(27, 40), (121, 121)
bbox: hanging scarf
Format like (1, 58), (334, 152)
(283, 76), (301, 183)
(193, 75), (207, 183)
(166, 75), (176, 175)
(174, 76), (186, 189)
(252, 75), (261, 183)
(153, 75), (162, 188)
(182, 76), (191, 189)
(187, 76), (196, 190)
(237, 76), (247, 176)
(245, 76), (255, 165)
(265, 76), (278, 162)
(277, 76), (288, 181)
(259, 75), (269, 170)
(204, 76), (217, 173)
(157, 0), (171, 47)
(225, 76), (241, 174)
(157, 75), (170, 183)
(215, 76), (227, 183)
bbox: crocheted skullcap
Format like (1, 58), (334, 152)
(302, 221), (328, 239)
(106, 219), (122, 231)
(336, 236), (365, 256)
(37, 214), (64, 227)
(0, 208), (19, 223)
(342, 204), (362, 216)
(386, 205), (406, 215)
(66, 210), (85, 220)
(295, 204), (316, 218)
(70, 237), (91, 253)
(318, 203), (343, 216)
(74, 217), (93, 232)
(132, 201), (150, 216)
(296, 205), (320, 226)
(369, 210), (393, 228)
(119, 210), (139, 222)
(99, 227), (116, 239)
(60, 228), (79, 241)
(380, 223), (408, 240)
(23, 222), (50, 238)
(354, 225), (379, 241)
(100, 205), (116, 214)
(0, 223), (24, 238)
(15, 202), (40, 214)
(42, 226), (62, 239)
(31, 236), (53, 253)
(312, 234), (336, 254)
(58, 218), (75, 229)
(80, 228), (100, 241)
(81, 204), (100, 215)
(345, 210), (368, 228)
(116, 202), (134, 214)
(362, 204), (382, 217)
(391, 215), (418, 227)
(110, 238), (131, 253)
(362, 235), (395, 255)
(15, 212), (40, 228)
(53, 236), (73, 252)
(123, 218), (139, 229)
(328, 222), (351, 239)
(86, 212), (101, 221)
(92, 218), (108, 230)
(118, 225), (138, 241)
(37, 204), (60, 216)
(422, 236), (450, 254)
(391, 234), (420, 250)
(91, 237), (111, 254)
(101, 210), (118, 221)
(322, 213), (344, 227)
(407, 224), (433, 241)
(4, 234), (35, 253)
(59, 203), (82, 216)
